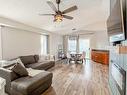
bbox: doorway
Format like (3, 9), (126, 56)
(79, 39), (90, 59)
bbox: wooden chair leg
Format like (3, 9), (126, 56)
(84, 58), (86, 63)
(69, 59), (71, 63)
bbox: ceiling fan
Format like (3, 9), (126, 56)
(39, 0), (78, 22)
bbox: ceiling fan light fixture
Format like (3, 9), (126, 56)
(54, 15), (63, 22)
(39, 0), (78, 22)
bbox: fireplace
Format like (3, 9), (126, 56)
(111, 63), (126, 95)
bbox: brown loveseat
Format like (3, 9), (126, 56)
(20, 55), (55, 70)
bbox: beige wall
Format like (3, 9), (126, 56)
(79, 35), (94, 49)
(0, 17), (63, 60)
(90, 30), (109, 49)
(1, 26), (42, 60)
(0, 26), (63, 60)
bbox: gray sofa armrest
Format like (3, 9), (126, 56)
(0, 68), (12, 93)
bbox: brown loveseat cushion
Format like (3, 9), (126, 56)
(20, 55), (36, 65)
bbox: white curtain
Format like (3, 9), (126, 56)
(63, 35), (68, 55)
(41, 35), (48, 55)
(64, 35), (79, 54)
(68, 35), (79, 53)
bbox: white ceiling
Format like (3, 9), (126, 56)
(0, 0), (110, 35)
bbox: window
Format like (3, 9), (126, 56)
(79, 39), (89, 53)
(41, 35), (48, 55)
(79, 39), (90, 58)
(68, 37), (77, 53)
(67, 36), (90, 58)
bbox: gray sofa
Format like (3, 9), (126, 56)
(0, 55), (55, 95)
(20, 55), (55, 70)
(0, 67), (52, 95)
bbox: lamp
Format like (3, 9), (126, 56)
(54, 15), (63, 22)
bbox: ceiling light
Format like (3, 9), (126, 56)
(54, 15), (63, 22)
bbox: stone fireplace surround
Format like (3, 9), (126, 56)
(109, 40), (127, 95)
(111, 63), (126, 95)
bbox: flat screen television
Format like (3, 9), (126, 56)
(107, 0), (126, 43)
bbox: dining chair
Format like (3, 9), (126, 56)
(67, 52), (75, 63)
(82, 51), (86, 62)
(67, 52), (71, 63)
(75, 54), (83, 63)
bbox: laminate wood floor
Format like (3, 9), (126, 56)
(42, 60), (110, 95)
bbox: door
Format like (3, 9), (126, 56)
(79, 39), (90, 59)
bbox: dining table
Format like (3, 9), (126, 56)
(70, 53), (83, 63)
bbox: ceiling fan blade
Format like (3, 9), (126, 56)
(62, 5), (78, 14)
(63, 15), (73, 20)
(47, 1), (57, 12)
(39, 13), (54, 16)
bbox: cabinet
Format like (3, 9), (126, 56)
(91, 49), (109, 65)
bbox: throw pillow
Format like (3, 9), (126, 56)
(11, 63), (28, 77)
(16, 58), (25, 68)
(27, 68), (44, 77)
(7, 58), (25, 68)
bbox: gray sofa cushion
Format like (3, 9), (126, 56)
(10, 71), (19, 81)
(3, 63), (19, 81)
(11, 71), (52, 95)
(11, 63), (28, 77)
(25, 61), (55, 70)
(20, 55), (36, 65)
